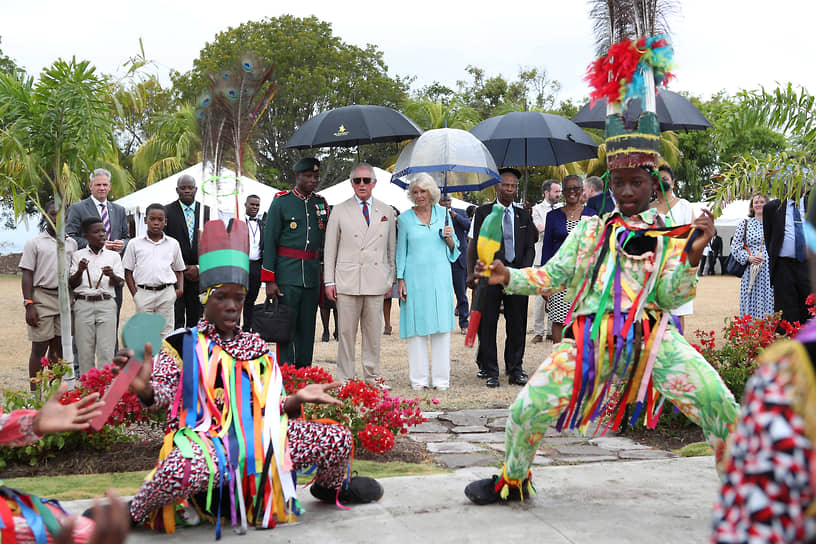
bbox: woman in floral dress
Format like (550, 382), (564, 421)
(730, 194), (774, 319)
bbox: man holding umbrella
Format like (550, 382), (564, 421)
(467, 168), (537, 388)
(262, 158), (329, 367)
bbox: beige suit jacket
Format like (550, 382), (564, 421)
(324, 196), (397, 295)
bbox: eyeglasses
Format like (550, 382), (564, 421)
(352, 177), (373, 184)
(563, 187), (582, 193)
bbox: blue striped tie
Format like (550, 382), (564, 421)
(99, 203), (111, 240)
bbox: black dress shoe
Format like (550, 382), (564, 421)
(509, 374), (528, 386)
(476, 369), (488, 379)
(486, 377), (499, 388)
(321, 331), (330, 342)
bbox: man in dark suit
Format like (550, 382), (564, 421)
(585, 188), (616, 216)
(164, 174), (211, 329)
(440, 193), (471, 334)
(230, 194), (264, 331)
(764, 194), (811, 326)
(467, 168), (537, 388)
(66, 168), (130, 332)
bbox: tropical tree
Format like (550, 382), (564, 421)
(171, 15), (408, 186)
(0, 36), (18, 76)
(0, 58), (128, 369)
(402, 97), (480, 131)
(589, 0), (680, 55)
(131, 103), (201, 186)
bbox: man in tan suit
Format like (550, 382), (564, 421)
(324, 163), (397, 385)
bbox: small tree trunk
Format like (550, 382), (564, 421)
(54, 191), (74, 377)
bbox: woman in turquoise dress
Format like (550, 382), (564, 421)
(396, 173), (460, 390)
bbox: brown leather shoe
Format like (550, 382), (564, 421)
(531, 334), (543, 344)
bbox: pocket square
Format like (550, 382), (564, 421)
(380, 215), (388, 222)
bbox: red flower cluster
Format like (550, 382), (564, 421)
(280, 364), (427, 453)
(807, 293), (816, 317)
(60, 364), (148, 427)
(280, 364), (334, 394)
(358, 424), (395, 454)
(693, 309), (809, 372)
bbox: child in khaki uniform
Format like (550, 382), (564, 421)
(19, 202), (77, 388)
(69, 216), (124, 375)
(122, 203), (185, 339)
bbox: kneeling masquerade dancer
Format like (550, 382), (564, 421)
(112, 219), (383, 537)
(465, 36), (739, 505)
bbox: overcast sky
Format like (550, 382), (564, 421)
(3, 0), (815, 104)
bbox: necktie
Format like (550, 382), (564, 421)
(362, 201), (370, 226)
(502, 206), (515, 263)
(184, 205), (195, 245)
(794, 203), (805, 262)
(99, 203), (111, 240)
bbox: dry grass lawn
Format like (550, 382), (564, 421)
(0, 273), (741, 409)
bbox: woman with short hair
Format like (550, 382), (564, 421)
(396, 174), (459, 390)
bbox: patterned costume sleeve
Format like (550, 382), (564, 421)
(149, 346), (182, 410)
(0, 409), (41, 447)
(654, 239), (699, 310)
(504, 217), (595, 296)
(712, 356), (815, 543)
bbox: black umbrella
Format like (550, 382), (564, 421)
(571, 89), (712, 131)
(470, 111), (598, 201)
(284, 105), (422, 150)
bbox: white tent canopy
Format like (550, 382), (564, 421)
(318, 167), (471, 212)
(116, 163), (280, 236)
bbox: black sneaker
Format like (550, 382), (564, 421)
(464, 475), (531, 505)
(311, 475), (383, 505)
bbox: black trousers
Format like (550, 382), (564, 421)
(242, 260), (262, 332)
(174, 278), (201, 329)
(773, 257), (812, 327)
(451, 263), (469, 329)
(476, 283), (528, 379)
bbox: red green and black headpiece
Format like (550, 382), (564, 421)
(586, 36), (674, 170)
(198, 219), (250, 292)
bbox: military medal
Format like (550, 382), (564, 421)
(290, 218), (297, 229)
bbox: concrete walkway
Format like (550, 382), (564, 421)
(62, 409), (719, 542)
(65, 457), (720, 543)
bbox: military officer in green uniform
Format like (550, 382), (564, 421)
(262, 157), (329, 367)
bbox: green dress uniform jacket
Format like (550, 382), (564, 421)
(261, 189), (329, 287)
(261, 188), (329, 368)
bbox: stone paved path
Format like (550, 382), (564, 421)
(409, 409), (677, 469)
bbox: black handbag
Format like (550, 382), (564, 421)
(251, 298), (294, 344)
(725, 220), (749, 278)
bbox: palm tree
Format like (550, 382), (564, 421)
(589, 0), (680, 55)
(0, 58), (127, 370)
(402, 97), (481, 131)
(132, 103), (201, 186)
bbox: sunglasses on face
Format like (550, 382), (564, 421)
(352, 177), (373, 184)
(563, 186), (582, 193)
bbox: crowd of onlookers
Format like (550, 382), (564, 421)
(19, 162), (812, 392)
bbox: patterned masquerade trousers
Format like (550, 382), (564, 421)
(130, 419), (352, 522)
(503, 327), (739, 480)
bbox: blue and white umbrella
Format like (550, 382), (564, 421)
(391, 128), (500, 193)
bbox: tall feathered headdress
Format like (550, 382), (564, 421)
(196, 55), (278, 216)
(586, 36), (674, 169)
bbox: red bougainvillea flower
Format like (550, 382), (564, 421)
(358, 423), (395, 454)
(280, 364), (427, 454)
